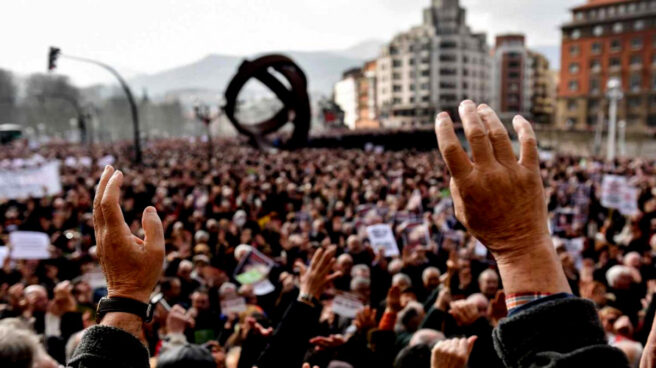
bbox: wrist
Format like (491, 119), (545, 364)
(100, 312), (146, 346)
(107, 289), (151, 304)
(494, 236), (571, 295)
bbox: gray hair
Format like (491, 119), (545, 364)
(0, 325), (39, 368)
(606, 265), (632, 287)
(392, 273), (412, 289)
(409, 328), (445, 347)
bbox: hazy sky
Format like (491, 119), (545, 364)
(1, 0), (573, 86)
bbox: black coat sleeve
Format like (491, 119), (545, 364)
(493, 297), (630, 368)
(67, 326), (150, 368)
(255, 300), (321, 368)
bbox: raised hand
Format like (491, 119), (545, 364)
(166, 304), (195, 334)
(93, 166), (165, 304)
(434, 102), (570, 295)
(449, 300), (481, 326)
(431, 336), (477, 368)
(354, 306), (377, 332)
(297, 246), (341, 299)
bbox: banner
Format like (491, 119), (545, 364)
(220, 296), (248, 315)
(9, 231), (50, 259)
(366, 224), (399, 257)
(0, 162), (62, 199)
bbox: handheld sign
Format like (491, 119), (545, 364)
(220, 296), (248, 315)
(366, 224), (399, 257)
(332, 292), (364, 319)
(9, 231), (50, 259)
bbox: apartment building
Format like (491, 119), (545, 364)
(375, 0), (491, 127)
(558, 0), (656, 130)
(491, 34), (555, 124)
(333, 61), (380, 130)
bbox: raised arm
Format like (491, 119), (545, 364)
(68, 166), (164, 368)
(434, 101), (629, 367)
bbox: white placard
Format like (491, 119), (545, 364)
(619, 186), (640, 216)
(366, 224), (399, 257)
(0, 246), (8, 266)
(82, 267), (107, 289)
(0, 161), (62, 199)
(332, 293), (364, 319)
(252, 279), (276, 296)
(220, 297), (247, 314)
(9, 231), (50, 259)
(601, 175), (627, 210)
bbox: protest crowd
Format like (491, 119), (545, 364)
(0, 102), (655, 368)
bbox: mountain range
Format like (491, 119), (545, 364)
(127, 40), (384, 100)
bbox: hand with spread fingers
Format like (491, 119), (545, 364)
(297, 246), (342, 300)
(93, 166), (165, 304)
(434, 101), (570, 295)
(431, 336), (477, 368)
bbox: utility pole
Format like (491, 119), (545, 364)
(618, 120), (626, 157)
(606, 78), (623, 162)
(48, 47), (142, 164)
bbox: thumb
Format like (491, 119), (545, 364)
(466, 335), (478, 355)
(142, 207), (164, 249)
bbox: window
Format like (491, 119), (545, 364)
(569, 62), (580, 74)
(632, 37), (643, 50)
(568, 80), (579, 91)
(613, 22), (624, 33)
(611, 39), (622, 52)
(439, 54), (456, 62)
(421, 83), (430, 90)
(575, 12), (584, 21)
(409, 58), (415, 65)
(631, 55), (642, 66)
(392, 72), (401, 80)
(571, 29), (581, 39)
(635, 20), (646, 30)
(590, 59), (601, 71)
(592, 42), (602, 54)
(568, 100), (578, 111)
(421, 70), (430, 77)
(610, 57), (621, 68)
(590, 78), (601, 94)
(593, 25), (604, 36)
(630, 74), (642, 91)
(628, 96), (641, 108)
(392, 59), (402, 67)
(393, 85), (402, 92)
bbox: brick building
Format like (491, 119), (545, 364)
(558, 0), (656, 130)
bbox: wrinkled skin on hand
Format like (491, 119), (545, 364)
(435, 102), (549, 262)
(93, 166), (165, 304)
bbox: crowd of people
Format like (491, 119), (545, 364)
(0, 102), (655, 367)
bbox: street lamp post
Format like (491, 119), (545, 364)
(606, 78), (623, 161)
(193, 103), (219, 161)
(618, 120), (626, 157)
(48, 47), (142, 164)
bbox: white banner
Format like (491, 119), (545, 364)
(220, 297), (248, 315)
(366, 224), (399, 257)
(9, 231), (50, 259)
(0, 161), (62, 199)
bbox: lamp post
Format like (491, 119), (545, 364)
(48, 47), (142, 163)
(606, 78), (623, 161)
(618, 120), (626, 157)
(193, 103), (220, 161)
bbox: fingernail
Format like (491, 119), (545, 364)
(436, 112), (449, 126)
(459, 100), (475, 112)
(146, 206), (156, 214)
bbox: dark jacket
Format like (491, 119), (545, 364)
(493, 297), (629, 367)
(68, 297), (630, 368)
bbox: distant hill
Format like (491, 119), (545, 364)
(127, 40), (385, 99)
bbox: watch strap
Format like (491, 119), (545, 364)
(96, 297), (153, 324)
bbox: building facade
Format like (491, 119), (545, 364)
(375, 0), (491, 127)
(558, 0), (656, 131)
(333, 62), (380, 130)
(491, 34), (555, 124)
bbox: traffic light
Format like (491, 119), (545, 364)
(48, 47), (61, 72)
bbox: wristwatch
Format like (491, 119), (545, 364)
(96, 297), (154, 324)
(298, 293), (320, 308)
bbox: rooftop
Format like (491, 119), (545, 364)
(573, 0), (635, 11)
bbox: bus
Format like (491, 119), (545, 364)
(0, 124), (22, 144)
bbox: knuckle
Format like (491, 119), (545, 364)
(441, 143), (462, 158)
(520, 135), (537, 146)
(467, 128), (487, 142)
(489, 129), (508, 141)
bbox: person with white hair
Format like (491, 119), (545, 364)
(606, 265), (643, 326)
(392, 273), (413, 291)
(0, 319), (58, 368)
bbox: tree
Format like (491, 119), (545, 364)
(0, 69), (17, 123)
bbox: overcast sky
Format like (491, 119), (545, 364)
(1, 0), (573, 86)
